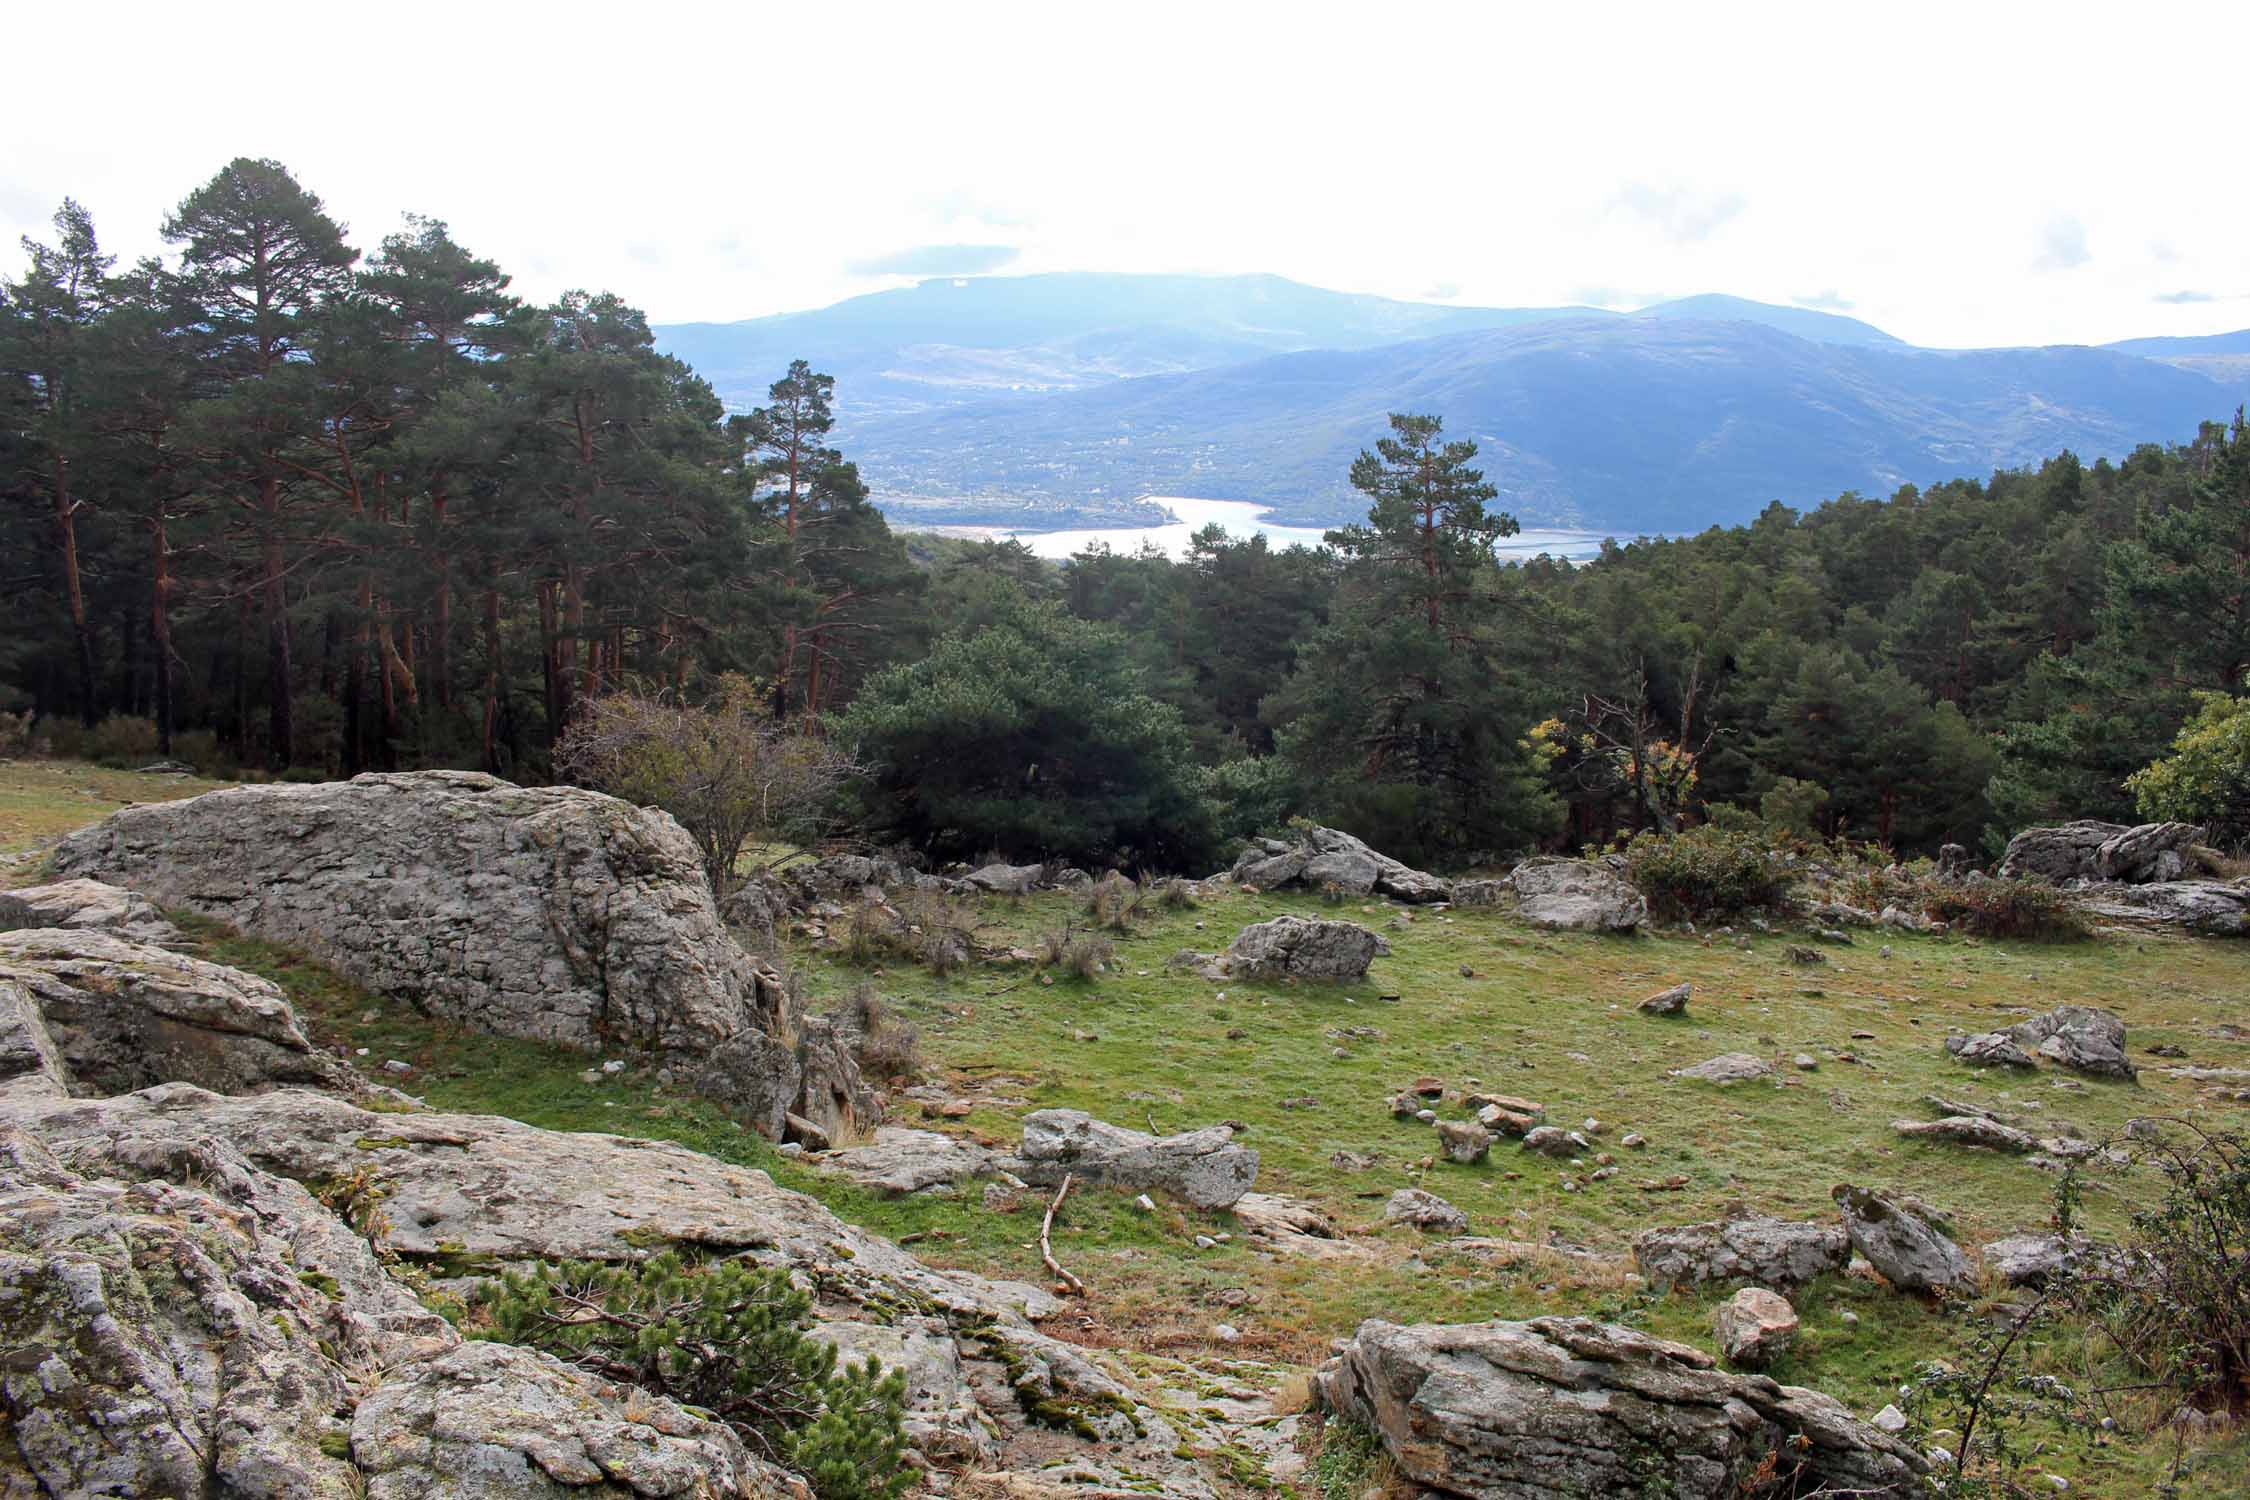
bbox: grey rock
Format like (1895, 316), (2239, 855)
(1893, 1115), (2037, 1153)
(1317, 1315), (1925, 1499)
(1946, 1031), (2040, 1070)
(1935, 844), (1972, 878)
(1983, 1233), (2098, 1289)
(1996, 820), (2130, 882)
(1510, 858), (1647, 932)
(1833, 1185), (1976, 1294)
(1437, 1120), (1491, 1164)
(1519, 1125), (1591, 1158)
(1232, 1192), (1365, 1259)
(1714, 1286), (1799, 1369)
(1632, 1217), (1851, 1291)
(2093, 821), (2206, 883)
(2007, 1005), (2136, 1080)
(2073, 879), (2249, 935)
(1014, 1108), (1258, 1209)
(810, 1318), (992, 1465)
(1228, 825), (1452, 903)
(1383, 1188), (1468, 1233)
(1217, 916), (1386, 980)
(820, 1126), (996, 1195)
(966, 861), (1045, 894)
(0, 928), (348, 1098)
(0, 877), (183, 945)
(48, 770), (867, 1139)
(1675, 1051), (1774, 1085)
(1639, 981), (1691, 1016)
(1451, 879), (1509, 907)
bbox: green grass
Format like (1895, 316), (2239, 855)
(0, 757), (236, 864)
(18, 760), (2243, 1497)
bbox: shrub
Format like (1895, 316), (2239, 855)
(1621, 825), (1798, 921)
(1084, 871), (1146, 931)
(836, 984), (922, 1085)
(1923, 879), (2088, 941)
(559, 675), (864, 896)
(1148, 873), (1199, 911)
(480, 1252), (910, 1500)
(87, 714), (160, 768)
(2126, 690), (2250, 848)
(0, 712), (29, 758)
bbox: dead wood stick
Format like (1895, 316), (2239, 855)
(1040, 1172), (1086, 1296)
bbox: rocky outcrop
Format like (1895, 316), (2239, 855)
(0, 1124), (797, 1500)
(1228, 826), (1451, 903)
(1632, 1217), (1851, 1291)
(1894, 1115), (2038, 1153)
(1946, 1031), (2040, 1070)
(2073, 879), (2250, 935)
(1638, 981), (1691, 1016)
(2007, 1005), (2136, 1080)
(1010, 1109), (1257, 1209)
(1998, 819), (2204, 883)
(0, 876), (183, 945)
(1508, 858), (1647, 932)
(0, 928), (348, 1098)
(48, 771), (868, 1138)
(1833, 1186), (1975, 1294)
(1317, 1315), (1925, 1499)
(0, 1084), (1235, 1497)
(1216, 915), (1386, 979)
(1232, 1192), (1364, 1259)
(820, 1126), (1001, 1196)
(1674, 1052), (1773, 1085)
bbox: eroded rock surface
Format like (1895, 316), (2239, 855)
(2008, 1005), (2136, 1080)
(1010, 1109), (1257, 1209)
(1833, 1185), (1975, 1294)
(1509, 858), (1647, 932)
(1714, 1287), (1798, 1370)
(0, 928), (348, 1098)
(0, 877), (182, 945)
(48, 771), (868, 1138)
(1217, 915), (1386, 980)
(1228, 826), (1451, 902)
(1318, 1315), (1925, 1499)
(1632, 1216), (1850, 1291)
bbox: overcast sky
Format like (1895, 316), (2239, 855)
(9, 1), (2246, 349)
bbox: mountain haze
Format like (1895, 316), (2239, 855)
(652, 273), (2250, 533)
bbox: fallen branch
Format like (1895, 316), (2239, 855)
(1040, 1172), (1086, 1296)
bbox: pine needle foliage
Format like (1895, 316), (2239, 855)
(479, 1252), (910, 1500)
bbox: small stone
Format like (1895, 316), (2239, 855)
(1415, 1109), (1438, 1125)
(1194, 1234), (1219, 1249)
(1134, 1194), (1156, 1212)
(382, 1059), (413, 1075)
(1839, 1310), (1859, 1327)
(1620, 1133), (1647, 1149)
(1437, 1120), (1492, 1164)
(1872, 1404), (1908, 1434)
(601, 1059), (627, 1075)
(1639, 982), (1692, 1016)
(1212, 1322), (1241, 1342)
(1793, 1054), (1819, 1071)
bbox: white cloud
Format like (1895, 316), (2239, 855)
(6, 0), (2249, 348)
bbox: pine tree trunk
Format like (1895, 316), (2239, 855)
(261, 476), (292, 770)
(149, 517), (174, 757)
(431, 490), (453, 709)
(52, 458), (98, 729)
(481, 583), (503, 774)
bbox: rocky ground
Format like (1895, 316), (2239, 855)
(2, 761), (2247, 1497)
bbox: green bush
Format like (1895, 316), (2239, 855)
(1621, 825), (1798, 921)
(2126, 690), (2250, 847)
(87, 715), (160, 767)
(480, 1252), (909, 1500)
(1923, 879), (2088, 941)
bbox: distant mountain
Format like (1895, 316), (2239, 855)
(651, 273), (2247, 534)
(655, 273), (1600, 420)
(839, 317), (2245, 533)
(1634, 294), (1906, 348)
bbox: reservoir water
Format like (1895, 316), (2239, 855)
(996, 497), (1612, 561)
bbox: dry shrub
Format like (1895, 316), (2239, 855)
(1923, 878), (2088, 941)
(1146, 873), (1199, 911)
(1062, 933), (1114, 980)
(838, 983), (922, 1085)
(1084, 871), (1146, 931)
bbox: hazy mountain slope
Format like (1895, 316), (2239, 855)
(2102, 329), (2250, 356)
(842, 318), (2244, 532)
(1634, 294), (1906, 347)
(655, 273), (1602, 418)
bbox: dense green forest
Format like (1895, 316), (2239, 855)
(5, 161), (2247, 867)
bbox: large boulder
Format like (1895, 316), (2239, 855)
(1229, 826), (1452, 903)
(1832, 1185), (1975, 1294)
(1317, 1315), (1925, 1499)
(0, 876), (182, 945)
(1997, 819), (2203, 885)
(1010, 1109), (1257, 1209)
(1509, 858), (1647, 932)
(1384, 1188), (1469, 1234)
(48, 771), (867, 1138)
(1632, 1217), (1850, 1291)
(2007, 1005), (2136, 1081)
(0, 928), (348, 1098)
(819, 1126), (1000, 1196)
(1217, 915), (1386, 979)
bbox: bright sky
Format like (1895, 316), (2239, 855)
(9, 1), (2246, 349)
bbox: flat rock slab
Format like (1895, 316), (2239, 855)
(820, 1126), (999, 1195)
(1232, 1192), (1367, 1259)
(1229, 826), (1451, 903)
(1383, 1188), (1468, 1233)
(1011, 1108), (1257, 1209)
(1675, 1052), (1773, 1084)
(1318, 1315), (1925, 1499)
(0, 877), (182, 946)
